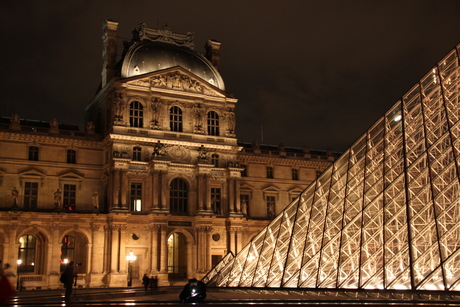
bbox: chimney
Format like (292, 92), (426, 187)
(102, 20), (118, 88)
(205, 40), (221, 72)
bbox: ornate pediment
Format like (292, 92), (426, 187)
(126, 69), (226, 98)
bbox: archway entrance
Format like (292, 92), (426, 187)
(167, 232), (187, 280)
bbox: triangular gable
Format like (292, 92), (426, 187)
(207, 44), (460, 291)
(124, 67), (229, 98)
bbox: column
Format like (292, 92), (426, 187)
(236, 229), (243, 254)
(197, 174), (204, 211)
(151, 171), (159, 209)
(110, 225), (119, 273)
(197, 226), (205, 272)
(150, 225), (159, 273)
(160, 171), (168, 210)
(205, 227), (213, 271)
(235, 177), (241, 213)
(90, 224), (103, 273)
(228, 228), (236, 254)
(113, 169), (120, 208)
(159, 225), (168, 273)
(228, 178), (235, 213)
(204, 175), (211, 211)
(119, 225), (127, 273)
(120, 170), (128, 209)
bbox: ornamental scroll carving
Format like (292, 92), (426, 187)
(149, 72), (218, 96)
(137, 23), (195, 49)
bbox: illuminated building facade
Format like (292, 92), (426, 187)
(0, 21), (334, 289)
(205, 44), (460, 291)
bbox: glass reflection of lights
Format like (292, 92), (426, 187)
(203, 44), (460, 292)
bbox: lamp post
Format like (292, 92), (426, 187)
(126, 251), (137, 287)
(16, 259), (22, 290)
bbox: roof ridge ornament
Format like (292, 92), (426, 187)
(137, 22), (195, 50)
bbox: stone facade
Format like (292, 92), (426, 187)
(0, 21), (337, 289)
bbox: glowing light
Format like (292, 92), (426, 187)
(126, 251), (137, 261)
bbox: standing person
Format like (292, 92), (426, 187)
(0, 261), (16, 304)
(179, 278), (206, 303)
(142, 274), (149, 291)
(60, 261), (74, 302)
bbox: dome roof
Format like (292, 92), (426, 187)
(121, 42), (225, 91)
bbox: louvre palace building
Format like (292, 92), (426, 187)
(0, 21), (337, 289)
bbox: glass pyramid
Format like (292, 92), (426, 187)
(205, 44), (460, 291)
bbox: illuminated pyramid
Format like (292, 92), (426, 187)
(205, 44), (460, 291)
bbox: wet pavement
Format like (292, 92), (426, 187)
(5, 286), (460, 306)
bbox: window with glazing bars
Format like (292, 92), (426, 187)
(170, 106), (183, 132)
(130, 101), (144, 128)
(28, 146), (39, 161)
(67, 149), (77, 164)
(170, 178), (188, 214)
(130, 182), (142, 211)
(207, 111), (219, 136)
(24, 182), (38, 209)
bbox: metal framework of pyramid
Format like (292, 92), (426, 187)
(205, 44), (460, 291)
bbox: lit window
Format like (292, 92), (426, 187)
(207, 111), (219, 136)
(130, 183), (142, 211)
(18, 235), (36, 273)
(170, 178), (188, 214)
(170, 106), (183, 132)
(28, 146), (39, 161)
(130, 101), (144, 128)
(63, 184), (76, 211)
(60, 235), (75, 271)
(67, 149), (77, 164)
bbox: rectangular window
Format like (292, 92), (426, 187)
(292, 169), (299, 180)
(211, 187), (221, 214)
(28, 146), (39, 161)
(24, 182), (38, 209)
(131, 183), (142, 211)
(266, 166), (274, 179)
(67, 149), (77, 164)
(266, 196), (276, 218)
(240, 164), (247, 177)
(63, 184), (76, 210)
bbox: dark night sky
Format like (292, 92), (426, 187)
(2, 1), (460, 152)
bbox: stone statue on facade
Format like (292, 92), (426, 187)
(10, 113), (20, 124)
(54, 188), (62, 208)
(198, 145), (208, 160)
(192, 103), (205, 133)
(92, 191), (99, 209)
(11, 187), (19, 207)
(50, 118), (58, 129)
(152, 140), (166, 158)
(150, 97), (161, 129)
(86, 121), (95, 133)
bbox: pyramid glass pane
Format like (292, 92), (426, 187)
(207, 45), (460, 291)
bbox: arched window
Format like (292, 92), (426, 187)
(130, 101), (144, 128)
(18, 235), (36, 273)
(207, 111), (219, 136)
(132, 147), (142, 161)
(67, 149), (77, 164)
(170, 106), (183, 132)
(170, 178), (188, 214)
(60, 235), (75, 271)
